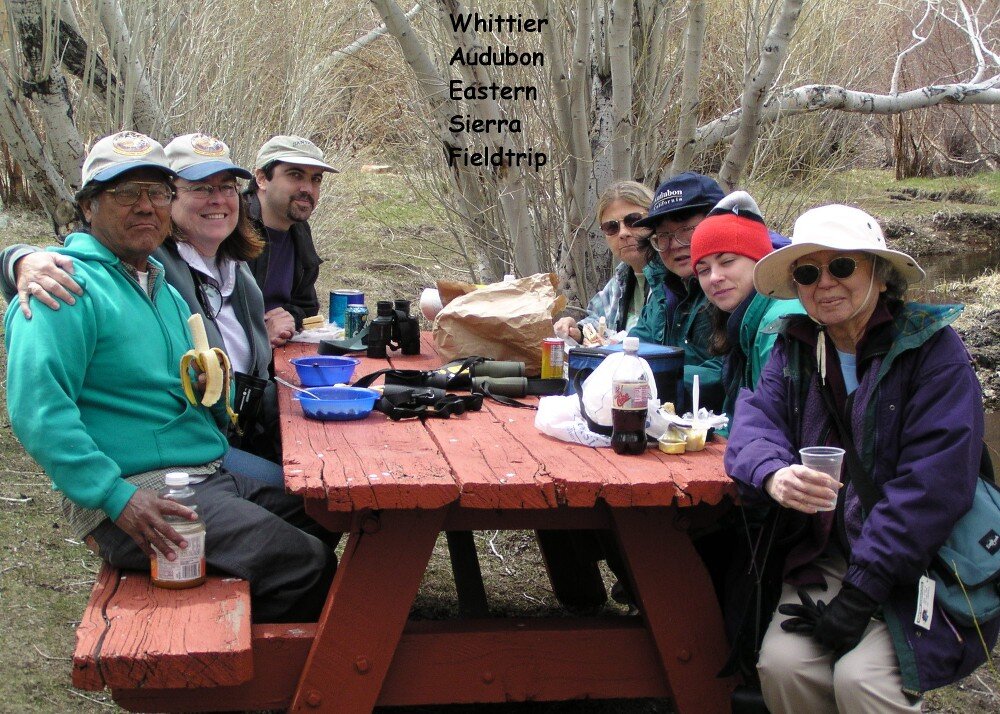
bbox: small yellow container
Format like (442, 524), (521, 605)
(540, 337), (565, 379)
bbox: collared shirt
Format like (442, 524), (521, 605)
(176, 242), (252, 375)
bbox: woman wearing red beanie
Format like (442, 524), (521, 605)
(689, 192), (805, 434)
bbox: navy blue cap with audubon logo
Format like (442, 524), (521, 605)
(633, 171), (725, 228)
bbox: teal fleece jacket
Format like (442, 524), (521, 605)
(4, 233), (228, 521)
(629, 257), (724, 411)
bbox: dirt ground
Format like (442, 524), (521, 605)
(1, 172), (999, 713)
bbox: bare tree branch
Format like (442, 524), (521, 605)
(696, 81), (1000, 152)
(671, 0), (706, 175)
(96, 0), (170, 136)
(719, 0), (803, 190)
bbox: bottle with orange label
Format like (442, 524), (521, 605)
(151, 472), (206, 589)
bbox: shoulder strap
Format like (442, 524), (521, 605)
(817, 384), (882, 513)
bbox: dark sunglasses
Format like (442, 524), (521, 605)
(599, 212), (646, 237)
(791, 256), (859, 286)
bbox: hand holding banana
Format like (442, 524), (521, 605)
(179, 314), (238, 425)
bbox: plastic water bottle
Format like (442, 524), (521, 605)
(151, 472), (206, 589)
(611, 337), (651, 455)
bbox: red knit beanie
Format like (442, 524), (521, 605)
(689, 209), (772, 267)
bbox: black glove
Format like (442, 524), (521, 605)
(779, 588), (826, 635)
(811, 582), (879, 660)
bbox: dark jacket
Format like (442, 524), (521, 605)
(630, 258), (724, 411)
(725, 300), (999, 693)
(245, 192), (322, 329)
(156, 241), (271, 382)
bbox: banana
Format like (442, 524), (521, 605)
(180, 314), (238, 425)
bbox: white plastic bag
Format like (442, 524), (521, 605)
(534, 395), (612, 447)
(580, 351), (657, 428)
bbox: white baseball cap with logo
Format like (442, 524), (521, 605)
(164, 133), (253, 181)
(80, 131), (176, 189)
(254, 135), (338, 173)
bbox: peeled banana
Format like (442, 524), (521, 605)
(180, 314), (238, 425)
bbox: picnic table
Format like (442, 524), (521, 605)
(97, 333), (738, 713)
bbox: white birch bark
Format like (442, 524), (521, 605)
(696, 82), (1000, 152)
(671, 0), (706, 175)
(370, 0), (506, 279)
(8, 0), (85, 192)
(718, 0), (803, 191)
(608, 0), (633, 179)
(0, 69), (76, 229)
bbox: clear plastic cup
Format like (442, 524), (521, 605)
(799, 446), (845, 512)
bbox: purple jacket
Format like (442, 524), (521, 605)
(725, 300), (999, 693)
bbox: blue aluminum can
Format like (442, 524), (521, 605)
(344, 304), (369, 339)
(329, 289), (364, 327)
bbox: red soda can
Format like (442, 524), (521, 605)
(540, 337), (565, 379)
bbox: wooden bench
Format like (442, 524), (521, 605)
(73, 563), (253, 692)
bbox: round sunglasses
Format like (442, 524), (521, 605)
(791, 256), (860, 286)
(599, 212), (647, 237)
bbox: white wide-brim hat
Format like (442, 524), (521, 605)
(753, 204), (925, 299)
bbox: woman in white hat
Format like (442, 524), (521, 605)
(1, 134), (282, 478)
(724, 204), (996, 711)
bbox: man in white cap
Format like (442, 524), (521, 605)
(245, 135), (338, 346)
(4, 132), (336, 622)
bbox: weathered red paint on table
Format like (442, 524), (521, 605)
(278, 336), (736, 714)
(89, 334), (738, 713)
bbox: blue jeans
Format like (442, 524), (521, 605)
(222, 446), (284, 487)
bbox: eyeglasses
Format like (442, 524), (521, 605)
(103, 181), (175, 207)
(599, 212), (647, 237)
(791, 257), (860, 286)
(180, 184), (239, 200)
(195, 279), (223, 320)
(650, 223), (698, 251)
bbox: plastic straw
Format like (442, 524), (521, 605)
(692, 374), (700, 425)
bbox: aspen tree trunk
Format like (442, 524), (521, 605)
(8, 0), (85, 192)
(718, 0), (803, 191)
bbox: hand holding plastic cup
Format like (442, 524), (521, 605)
(799, 446), (845, 512)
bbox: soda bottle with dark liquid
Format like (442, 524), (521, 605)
(611, 337), (650, 455)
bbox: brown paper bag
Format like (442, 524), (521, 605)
(433, 273), (568, 375)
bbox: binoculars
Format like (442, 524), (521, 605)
(367, 299), (421, 358)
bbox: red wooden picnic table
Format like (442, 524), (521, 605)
(117, 333), (738, 713)
(280, 333), (738, 713)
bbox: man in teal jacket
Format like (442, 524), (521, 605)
(630, 172), (726, 412)
(4, 132), (334, 622)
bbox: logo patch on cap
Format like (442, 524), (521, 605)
(190, 134), (226, 157)
(111, 131), (154, 157)
(652, 189), (684, 210)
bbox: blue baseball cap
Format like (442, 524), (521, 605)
(164, 133), (253, 181)
(634, 172), (725, 228)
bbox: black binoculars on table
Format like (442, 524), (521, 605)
(367, 299), (421, 358)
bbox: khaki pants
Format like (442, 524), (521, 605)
(758, 551), (923, 714)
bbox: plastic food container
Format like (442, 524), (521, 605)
(290, 356), (360, 387)
(292, 386), (380, 421)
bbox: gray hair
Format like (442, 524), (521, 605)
(873, 255), (908, 301)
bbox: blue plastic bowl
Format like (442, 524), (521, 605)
(293, 386), (380, 421)
(290, 356), (360, 387)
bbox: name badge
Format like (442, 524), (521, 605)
(915, 575), (935, 631)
